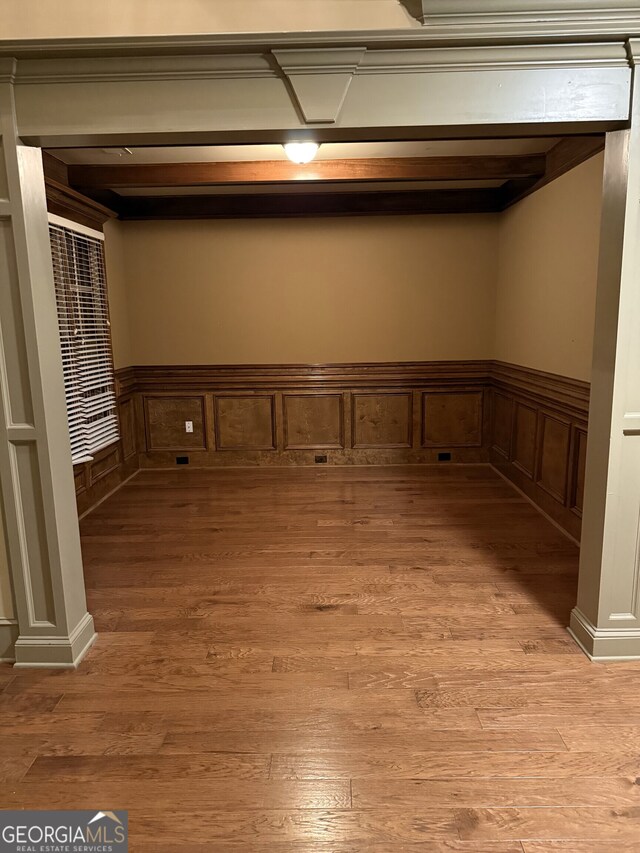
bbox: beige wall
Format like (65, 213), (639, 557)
(104, 219), (132, 370)
(0, 1), (417, 39)
(105, 157), (604, 378)
(494, 153), (604, 382)
(118, 215), (499, 366)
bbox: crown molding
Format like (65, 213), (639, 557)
(406, 1), (640, 30)
(0, 13), (638, 66)
(0, 58), (17, 83)
(628, 37), (640, 61)
(15, 53), (276, 84)
(359, 41), (629, 72)
(5, 42), (629, 86)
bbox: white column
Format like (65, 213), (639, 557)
(570, 40), (640, 660)
(0, 68), (95, 667)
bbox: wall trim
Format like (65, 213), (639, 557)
(13, 611), (97, 669)
(490, 360), (590, 419)
(8, 42), (631, 87)
(45, 178), (116, 232)
(569, 606), (640, 660)
(0, 620), (18, 663)
(0, 25), (638, 64)
(126, 360), (492, 392)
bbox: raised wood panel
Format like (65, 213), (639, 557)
(283, 394), (344, 450)
(145, 396), (206, 451)
(536, 412), (571, 505)
(89, 445), (120, 485)
(118, 396), (136, 460)
(110, 362), (590, 540)
(511, 402), (538, 479)
(74, 467), (87, 497)
(421, 391), (482, 448)
(491, 392), (514, 459)
(571, 426), (588, 517)
(352, 393), (412, 449)
(214, 395), (276, 451)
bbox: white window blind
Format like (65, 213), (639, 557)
(49, 217), (119, 465)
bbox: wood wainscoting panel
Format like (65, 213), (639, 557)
(511, 402), (538, 479)
(490, 392), (514, 460)
(214, 394), (276, 451)
(283, 394), (344, 450)
(352, 393), (413, 449)
(89, 445), (120, 486)
(74, 467), (87, 497)
(145, 396), (207, 451)
(488, 362), (590, 541)
(118, 396), (137, 461)
(112, 361), (590, 539)
(536, 412), (571, 504)
(421, 391), (483, 448)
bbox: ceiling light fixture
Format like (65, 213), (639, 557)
(283, 142), (319, 164)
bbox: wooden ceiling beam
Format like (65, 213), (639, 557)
(499, 135), (605, 209)
(68, 154), (546, 190)
(116, 188), (502, 220)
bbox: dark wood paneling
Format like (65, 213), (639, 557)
(500, 136), (605, 209)
(112, 361), (590, 540)
(69, 154), (545, 189)
(488, 362), (590, 541)
(89, 445), (120, 485)
(422, 391), (483, 448)
(42, 152), (69, 186)
(511, 402), (538, 479)
(352, 393), (413, 449)
(117, 188), (502, 220)
(145, 396), (206, 451)
(130, 360), (490, 393)
(74, 467), (87, 497)
(119, 362), (491, 468)
(283, 394), (344, 450)
(491, 392), (514, 460)
(74, 389), (141, 517)
(45, 178), (116, 231)
(536, 413), (571, 504)
(214, 395), (276, 451)
(491, 361), (590, 422)
(74, 440), (136, 518)
(118, 396), (137, 461)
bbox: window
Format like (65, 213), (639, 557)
(49, 215), (119, 465)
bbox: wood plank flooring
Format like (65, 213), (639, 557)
(3, 464), (640, 852)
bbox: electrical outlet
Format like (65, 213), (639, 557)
(315, 454), (328, 464)
(185, 421), (194, 433)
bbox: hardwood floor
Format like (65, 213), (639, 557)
(3, 464), (640, 851)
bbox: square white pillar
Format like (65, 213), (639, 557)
(0, 74), (95, 667)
